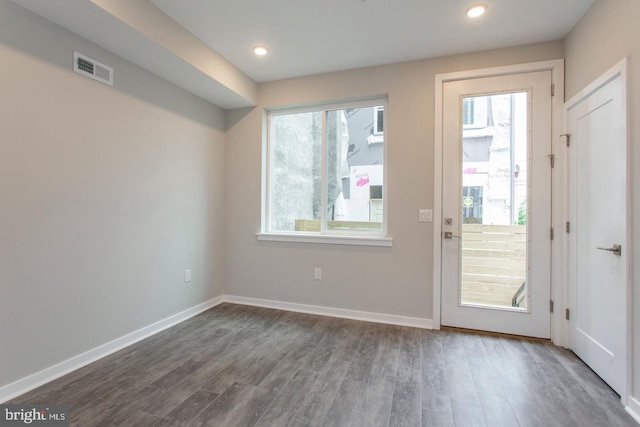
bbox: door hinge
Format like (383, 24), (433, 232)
(550, 227), (554, 240)
(548, 154), (555, 168)
(551, 83), (555, 96)
(550, 300), (554, 313)
(566, 221), (570, 233)
(566, 308), (570, 320)
(560, 133), (571, 147)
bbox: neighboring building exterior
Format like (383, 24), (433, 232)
(462, 93), (528, 226)
(337, 106), (384, 223)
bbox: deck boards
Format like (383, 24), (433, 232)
(462, 224), (527, 308)
(9, 303), (636, 426)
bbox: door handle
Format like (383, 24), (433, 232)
(444, 232), (461, 239)
(597, 244), (622, 256)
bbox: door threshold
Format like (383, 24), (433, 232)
(440, 326), (551, 343)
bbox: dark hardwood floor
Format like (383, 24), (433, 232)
(11, 303), (637, 426)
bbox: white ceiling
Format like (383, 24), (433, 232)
(10, 0), (595, 109)
(151, 0), (594, 83)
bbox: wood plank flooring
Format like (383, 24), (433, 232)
(10, 303), (637, 426)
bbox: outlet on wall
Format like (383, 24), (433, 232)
(314, 268), (322, 280)
(184, 269), (192, 283)
(419, 209), (433, 223)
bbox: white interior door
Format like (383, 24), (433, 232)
(441, 71), (552, 338)
(567, 60), (628, 396)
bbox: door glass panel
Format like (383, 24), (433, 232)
(460, 92), (528, 310)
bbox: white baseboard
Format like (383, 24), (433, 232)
(0, 296), (224, 403)
(626, 396), (640, 424)
(224, 295), (433, 329)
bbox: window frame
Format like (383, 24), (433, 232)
(258, 98), (391, 247)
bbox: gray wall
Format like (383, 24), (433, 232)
(0, 1), (226, 387)
(224, 41), (564, 320)
(564, 0), (640, 402)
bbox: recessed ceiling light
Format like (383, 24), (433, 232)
(253, 46), (268, 56)
(466, 4), (487, 18)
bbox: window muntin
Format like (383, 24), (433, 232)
(266, 101), (386, 235)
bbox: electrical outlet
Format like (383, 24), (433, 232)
(314, 268), (322, 280)
(184, 269), (192, 283)
(419, 209), (433, 223)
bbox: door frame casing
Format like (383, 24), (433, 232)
(433, 59), (566, 344)
(565, 57), (631, 403)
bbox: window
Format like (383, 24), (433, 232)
(263, 100), (387, 241)
(462, 186), (484, 223)
(368, 106), (384, 145)
(462, 96), (488, 128)
(462, 97), (475, 125)
(374, 106), (384, 134)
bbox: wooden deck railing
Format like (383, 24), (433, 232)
(462, 224), (527, 308)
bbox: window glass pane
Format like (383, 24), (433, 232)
(326, 106), (383, 231)
(460, 92), (528, 310)
(269, 111), (322, 232)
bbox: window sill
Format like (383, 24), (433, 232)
(256, 233), (393, 247)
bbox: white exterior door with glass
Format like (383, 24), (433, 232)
(441, 71), (552, 338)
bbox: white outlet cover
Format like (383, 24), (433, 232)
(419, 209), (433, 223)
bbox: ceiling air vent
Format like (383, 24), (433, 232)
(73, 52), (113, 86)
